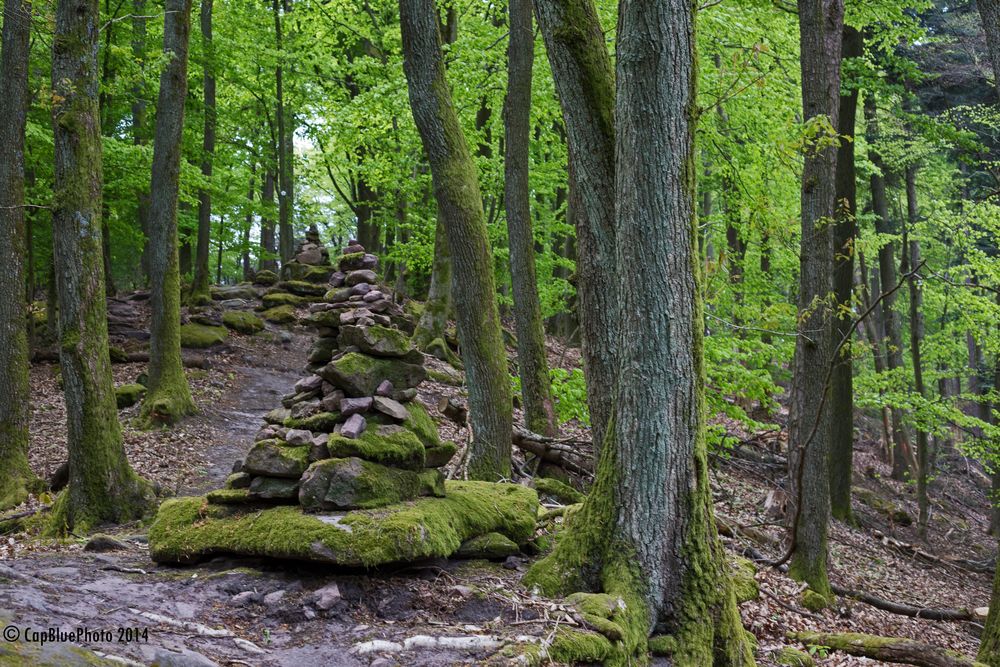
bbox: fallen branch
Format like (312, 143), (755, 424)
(829, 584), (979, 621)
(788, 631), (984, 667)
(512, 428), (593, 478)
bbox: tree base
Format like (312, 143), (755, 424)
(140, 385), (197, 427)
(45, 474), (155, 536)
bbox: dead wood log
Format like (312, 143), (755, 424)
(788, 631), (984, 667)
(828, 584), (978, 621)
(512, 427), (593, 478)
(437, 396), (468, 425)
(124, 351), (212, 369)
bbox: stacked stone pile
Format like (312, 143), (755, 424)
(252, 225), (334, 324)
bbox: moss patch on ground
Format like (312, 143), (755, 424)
(179, 323), (228, 348)
(149, 480), (539, 566)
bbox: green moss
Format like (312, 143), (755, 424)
(320, 352), (427, 396)
(222, 310), (265, 334)
(283, 411), (342, 432)
(115, 383), (147, 408)
(207, 488), (256, 505)
(253, 269), (279, 286)
(299, 457), (443, 510)
(456, 532), (520, 559)
(425, 337), (463, 368)
(179, 323), (228, 349)
(262, 304), (297, 324)
(338, 251), (365, 272)
(404, 402), (441, 449)
(801, 588), (831, 612)
(0, 641), (119, 666)
(339, 324), (414, 358)
(279, 280), (327, 297)
(427, 368), (464, 386)
(852, 486), (913, 526)
(546, 627), (615, 664)
(149, 480), (539, 566)
(261, 291), (304, 308)
(425, 441), (458, 467)
(327, 428), (426, 469)
(775, 647), (815, 667)
(242, 440), (311, 478)
(108, 346), (128, 363)
(649, 635), (678, 656)
(730, 555), (760, 603)
(535, 477), (586, 504)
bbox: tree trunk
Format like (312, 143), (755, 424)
(525, 2), (754, 662)
(50, 0), (153, 531)
(412, 215), (452, 349)
(532, 0), (617, 455)
(242, 167), (255, 280)
(978, 0), (1000, 93)
(132, 0), (151, 285)
(858, 247), (893, 457)
(829, 25), (862, 523)
(864, 96), (911, 480)
(273, 0), (294, 265)
(787, 0), (844, 599)
(399, 0), (513, 480)
(0, 0), (41, 511)
(140, 0), (197, 426)
(190, 0), (215, 304)
(260, 167), (278, 272)
(504, 0), (557, 436)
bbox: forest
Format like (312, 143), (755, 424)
(2, 0), (1000, 664)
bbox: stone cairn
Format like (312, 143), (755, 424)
(215, 240), (458, 512)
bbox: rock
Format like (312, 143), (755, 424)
(218, 298), (248, 309)
(320, 352), (427, 397)
(308, 337), (339, 364)
(321, 391), (345, 413)
(296, 244), (326, 265)
(376, 380), (394, 397)
(285, 429), (314, 446)
(290, 399), (321, 419)
(350, 282), (372, 296)
(189, 310), (223, 327)
(312, 582), (342, 610)
(360, 253), (379, 270)
(424, 441), (458, 468)
(326, 426), (426, 469)
(261, 291), (303, 308)
(339, 396), (373, 417)
(394, 388), (418, 403)
(262, 304), (297, 324)
(253, 269), (279, 286)
(83, 534), (129, 553)
(151, 647), (221, 667)
(222, 310), (265, 335)
(298, 457), (445, 511)
(255, 425), (281, 441)
(225, 472), (252, 489)
(330, 271), (346, 287)
(326, 287), (353, 303)
(339, 251), (366, 271)
(230, 591), (259, 606)
(242, 440), (310, 478)
(309, 438), (331, 462)
(279, 280), (328, 297)
(341, 413), (367, 439)
(248, 476), (300, 501)
(282, 389), (318, 408)
(180, 323), (228, 349)
(338, 324), (414, 358)
(295, 374), (325, 393)
(265, 407), (292, 425)
(373, 396), (408, 421)
(211, 285), (257, 301)
(115, 383), (146, 409)
(362, 290), (385, 302)
(346, 269), (377, 286)
(284, 262), (333, 283)
(455, 532), (520, 559)
(283, 412), (343, 433)
(263, 589), (286, 608)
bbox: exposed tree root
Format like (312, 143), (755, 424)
(788, 631), (985, 667)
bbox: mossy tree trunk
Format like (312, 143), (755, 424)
(190, 0), (215, 305)
(979, 0), (1000, 94)
(132, 0), (151, 285)
(525, 1), (755, 662)
(412, 215), (452, 350)
(829, 26), (862, 523)
(50, 0), (154, 532)
(0, 0), (41, 511)
(260, 166), (278, 272)
(399, 0), (513, 480)
(273, 0), (294, 265)
(786, 0), (843, 600)
(504, 0), (558, 437)
(532, 0), (617, 455)
(140, 0), (197, 426)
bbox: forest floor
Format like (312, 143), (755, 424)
(1, 301), (996, 666)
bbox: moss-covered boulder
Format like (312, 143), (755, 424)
(338, 324), (415, 358)
(425, 441), (458, 467)
(222, 310), (265, 335)
(149, 481), (539, 566)
(180, 323), (228, 348)
(455, 532), (520, 559)
(338, 251), (367, 272)
(242, 439), (310, 478)
(262, 291), (304, 308)
(298, 457), (444, 511)
(211, 284), (257, 301)
(249, 476), (300, 501)
(284, 263), (333, 284)
(730, 555), (760, 603)
(283, 411), (342, 432)
(279, 280), (327, 297)
(320, 352), (427, 397)
(115, 383), (146, 409)
(253, 269), (279, 286)
(326, 426), (426, 469)
(262, 304), (297, 324)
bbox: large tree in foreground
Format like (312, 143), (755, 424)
(0, 0), (41, 511)
(504, 0), (558, 436)
(190, 0), (216, 305)
(141, 0), (197, 426)
(786, 0), (844, 599)
(399, 0), (513, 480)
(50, 0), (154, 532)
(524, 0), (755, 661)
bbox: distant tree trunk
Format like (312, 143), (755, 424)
(260, 168), (278, 272)
(978, 0), (1000, 92)
(858, 248), (893, 458)
(399, 0), (513, 480)
(829, 26), (862, 523)
(132, 0), (151, 285)
(525, 1), (754, 660)
(0, 0), (40, 511)
(504, 0), (557, 436)
(355, 172), (379, 251)
(242, 167), (255, 280)
(864, 96), (911, 480)
(787, 0), (844, 600)
(413, 215), (452, 349)
(98, 0), (117, 297)
(140, 0), (197, 426)
(50, 0), (153, 531)
(190, 0), (215, 304)
(215, 215), (225, 284)
(273, 0), (294, 265)
(533, 0), (617, 454)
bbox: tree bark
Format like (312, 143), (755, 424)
(504, 0), (557, 437)
(532, 0), (617, 455)
(829, 25), (862, 523)
(787, 0), (844, 598)
(0, 0), (41, 511)
(978, 0), (1000, 93)
(242, 166), (255, 280)
(412, 214), (452, 349)
(273, 0), (294, 265)
(399, 0), (513, 480)
(132, 0), (151, 285)
(260, 167), (278, 272)
(190, 0), (215, 304)
(140, 0), (197, 426)
(50, 0), (153, 531)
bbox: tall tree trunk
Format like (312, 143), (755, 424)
(399, 0), (513, 480)
(132, 0), (151, 285)
(50, 0), (153, 531)
(242, 166), (255, 280)
(978, 0), (1000, 91)
(864, 96), (911, 480)
(412, 215), (452, 350)
(858, 248), (893, 459)
(273, 0), (294, 265)
(260, 168), (278, 272)
(829, 26), (862, 523)
(140, 0), (197, 426)
(532, 0), (617, 455)
(787, 0), (844, 599)
(504, 0), (557, 436)
(190, 0), (215, 304)
(0, 0), (41, 510)
(98, 0), (117, 297)
(525, 1), (754, 661)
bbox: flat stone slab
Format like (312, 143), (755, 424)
(149, 481), (539, 567)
